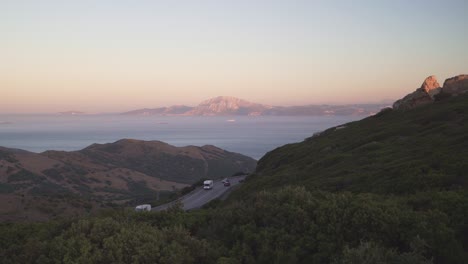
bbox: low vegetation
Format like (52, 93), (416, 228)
(238, 94), (468, 196)
(2, 186), (465, 263)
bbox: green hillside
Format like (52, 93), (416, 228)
(0, 140), (256, 221)
(238, 94), (468, 195)
(212, 94), (467, 263)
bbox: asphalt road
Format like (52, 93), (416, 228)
(152, 175), (246, 211)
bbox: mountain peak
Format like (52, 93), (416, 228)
(198, 96), (257, 106)
(122, 96), (386, 116)
(187, 96), (269, 116)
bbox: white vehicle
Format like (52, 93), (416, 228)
(135, 204), (151, 212)
(203, 180), (214, 190)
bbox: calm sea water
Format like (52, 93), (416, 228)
(0, 115), (365, 160)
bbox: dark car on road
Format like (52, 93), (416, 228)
(222, 178), (231, 186)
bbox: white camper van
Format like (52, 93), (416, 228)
(203, 180), (214, 190)
(135, 204), (151, 212)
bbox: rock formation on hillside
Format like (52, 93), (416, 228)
(393, 75), (441, 110)
(392, 74), (468, 111)
(421, 75), (442, 96)
(441, 75), (468, 96)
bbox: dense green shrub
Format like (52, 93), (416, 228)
(2, 187), (466, 263)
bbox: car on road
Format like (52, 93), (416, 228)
(222, 178), (231, 186)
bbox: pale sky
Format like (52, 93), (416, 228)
(1, 0), (467, 113)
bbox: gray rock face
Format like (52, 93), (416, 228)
(392, 90), (433, 110)
(442, 75), (468, 96)
(393, 75), (441, 110)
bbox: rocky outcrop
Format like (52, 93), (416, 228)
(393, 74), (468, 111)
(393, 75), (441, 110)
(392, 90), (432, 110)
(421, 75), (442, 96)
(441, 75), (468, 96)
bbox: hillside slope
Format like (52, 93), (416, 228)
(217, 92), (468, 263)
(44, 139), (256, 184)
(238, 94), (468, 195)
(0, 140), (256, 221)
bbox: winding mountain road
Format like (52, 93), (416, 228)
(152, 175), (246, 211)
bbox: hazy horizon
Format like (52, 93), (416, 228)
(2, 0), (467, 113)
(0, 95), (394, 115)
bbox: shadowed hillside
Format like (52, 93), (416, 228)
(0, 140), (256, 221)
(44, 139), (256, 184)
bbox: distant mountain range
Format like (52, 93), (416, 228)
(121, 96), (387, 116)
(58, 111), (87, 115)
(0, 139), (256, 221)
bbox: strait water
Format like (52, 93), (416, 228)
(0, 115), (366, 160)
